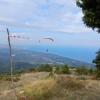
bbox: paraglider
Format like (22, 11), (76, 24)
(39, 37), (54, 42)
(39, 37), (54, 52)
(47, 49), (48, 52)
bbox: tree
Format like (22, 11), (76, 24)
(92, 49), (100, 70)
(76, 0), (100, 33)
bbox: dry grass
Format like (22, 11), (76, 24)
(0, 72), (49, 100)
(0, 72), (100, 100)
(16, 75), (85, 100)
(17, 78), (56, 100)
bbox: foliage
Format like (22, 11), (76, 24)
(76, 0), (100, 33)
(76, 66), (88, 75)
(88, 68), (94, 75)
(47, 72), (55, 78)
(0, 72), (20, 82)
(96, 70), (100, 78)
(70, 66), (77, 69)
(92, 49), (100, 78)
(14, 70), (25, 74)
(61, 64), (71, 74)
(38, 64), (52, 72)
(55, 64), (71, 74)
(28, 67), (36, 72)
(92, 49), (100, 70)
(54, 65), (62, 74)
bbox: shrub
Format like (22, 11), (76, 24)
(28, 68), (36, 72)
(88, 68), (94, 75)
(56, 76), (85, 90)
(54, 66), (62, 74)
(14, 70), (25, 75)
(47, 72), (55, 78)
(55, 64), (71, 74)
(76, 66), (88, 75)
(95, 70), (100, 78)
(38, 64), (52, 72)
(61, 64), (71, 74)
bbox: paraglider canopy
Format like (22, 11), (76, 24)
(39, 37), (54, 52)
(39, 37), (54, 42)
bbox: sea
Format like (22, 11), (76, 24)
(25, 45), (99, 64)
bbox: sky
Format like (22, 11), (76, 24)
(0, 0), (100, 47)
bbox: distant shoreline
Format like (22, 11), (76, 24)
(25, 45), (98, 63)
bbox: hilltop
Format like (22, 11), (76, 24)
(0, 69), (100, 100)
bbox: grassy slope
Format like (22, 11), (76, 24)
(0, 71), (100, 100)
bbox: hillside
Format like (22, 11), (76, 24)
(0, 71), (100, 100)
(0, 46), (94, 72)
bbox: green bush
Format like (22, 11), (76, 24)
(28, 67), (36, 72)
(54, 66), (62, 74)
(61, 64), (71, 74)
(55, 64), (71, 74)
(47, 72), (55, 78)
(38, 64), (52, 72)
(76, 66), (88, 75)
(95, 70), (100, 78)
(88, 68), (94, 75)
(14, 70), (25, 75)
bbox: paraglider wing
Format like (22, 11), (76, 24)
(39, 37), (54, 52)
(43, 38), (53, 41)
(39, 38), (53, 43)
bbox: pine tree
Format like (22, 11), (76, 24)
(92, 49), (100, 70)
(76, 0), (100, 33)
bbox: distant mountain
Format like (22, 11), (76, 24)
(0, 46), (95, 73)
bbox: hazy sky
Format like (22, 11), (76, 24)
(0, 0), (100, 47)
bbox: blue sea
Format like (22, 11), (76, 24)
(25, 45), (99, 63)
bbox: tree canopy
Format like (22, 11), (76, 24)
(92, 49), (100, 70)
(76, 0), (100, 33)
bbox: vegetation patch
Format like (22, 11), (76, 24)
(46, 72), (55, 78)
(17, 79), (57, 100)
(55, 64), (71, 74)
(38, 64), (52, 72)
(56, 76), (85, 90)
(17, 75), (85, 100)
